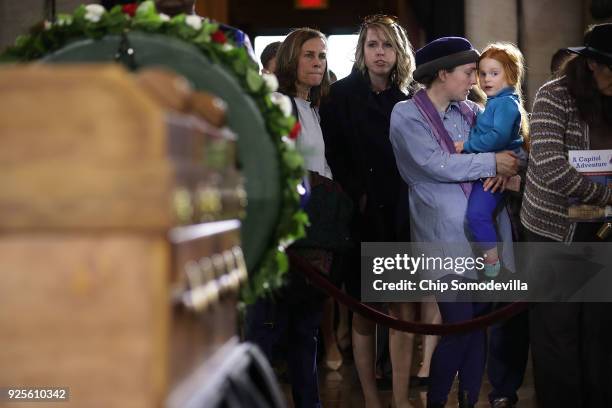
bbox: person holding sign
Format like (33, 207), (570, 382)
(520, 23), (612, 407)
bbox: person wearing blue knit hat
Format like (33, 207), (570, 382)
(413, 36), (480, 83)
(389, 36), (520, 408)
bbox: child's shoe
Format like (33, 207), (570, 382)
(483, 260), (501, 278)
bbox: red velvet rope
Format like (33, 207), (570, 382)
(288, 251), (529, 335)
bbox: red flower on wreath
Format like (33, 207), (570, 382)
(211, 30), (227, 44)
(122, 3), (138, 17)
(289, 121), (301, 140)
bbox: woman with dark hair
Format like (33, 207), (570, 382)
(521, 23), (612, 407)
(260, 41), (281, 74)
(549, 48), (573, 78)
(320, 14), (417, 408)
(245, 27), (331, 408)
(275, 28), (331, 109)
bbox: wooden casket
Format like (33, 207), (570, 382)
(0, 64), (249, 408)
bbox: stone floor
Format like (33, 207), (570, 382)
(280, 344), (538, 408)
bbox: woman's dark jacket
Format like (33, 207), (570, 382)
(319, 69), (409, 241)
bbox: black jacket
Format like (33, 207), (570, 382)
(320, 69), (409, 241)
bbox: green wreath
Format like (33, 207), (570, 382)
(0, 1), (308, 304)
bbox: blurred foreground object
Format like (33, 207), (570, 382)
(0, 64), (282, 408)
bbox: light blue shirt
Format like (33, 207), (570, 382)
(390, 98), (515, 279)
(463, 87), (523, 153)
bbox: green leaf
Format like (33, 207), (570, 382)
(246, 68), (263, 93)
(104, 7), (129, 33)
(135, 1), (156, 18)
(14, 35), (29, 48)
(232, 57), (247, 76)
(169, 14), (186, 24)
(276, 251), (289, 274)
(72, 5), (86, 21)
(202, 21), (219, 36)
(32, 36), (45, 53)
(166, 15), (196, 39)
(294, 210), (309, 225)
(192, 29), (211, 45)
(133, 16), (163, 32)
(133, 1), (165, 31)
(283, 150), (305, 170)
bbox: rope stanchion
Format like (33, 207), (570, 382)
(288, 251), (529, 336)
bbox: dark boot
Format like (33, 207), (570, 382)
(491, 397), (515, 408)
(458, 390), (475, 408)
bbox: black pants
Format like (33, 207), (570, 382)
(487, 306), (529, 404)
(245, 297), (323, 408)
(526, 226), (612, 407)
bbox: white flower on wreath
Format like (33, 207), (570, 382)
(222, 43), (234, 52)
(84, 4), (105, 23)
(185, 15), (202, 31)
(159, 13), (170, 22)
(270, 93), (292, 117)
(43, 20), (52, 30)
(262, 73), (278, 92)
(281, 135), (296, 149)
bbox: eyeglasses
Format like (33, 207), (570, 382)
(362, 14), (398, 26)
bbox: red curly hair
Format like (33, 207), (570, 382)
(479, 42), (530, 150)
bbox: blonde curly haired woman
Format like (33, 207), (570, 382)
(320, 15), (418, 408)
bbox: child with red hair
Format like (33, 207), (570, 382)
(455, 42), (529, 277)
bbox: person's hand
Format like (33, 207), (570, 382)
(483, 176), (509, 193)
(454, 141), (464, 153)
(506, 175), (522, 192)
(495, 151), (519, 176)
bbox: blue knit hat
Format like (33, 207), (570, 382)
(413, 37), (480, 83)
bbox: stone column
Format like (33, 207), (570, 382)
(521, 0), (584, 106)
(465, 0), (585, 108)
(465, 0), (518, 52)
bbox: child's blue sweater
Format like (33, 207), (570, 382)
(463, 87), (523, 153)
